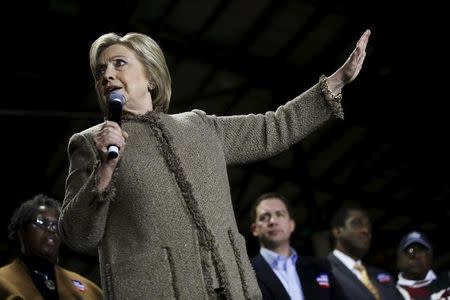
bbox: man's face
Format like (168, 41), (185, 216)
(251, 198), (295, 250)
(333, 209), (371, 259)
(19, 206), (61, 264)
(397, 243), (432, 280)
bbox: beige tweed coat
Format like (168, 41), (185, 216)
(60, 77), (343, 299)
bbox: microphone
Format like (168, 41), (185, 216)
(106, 90), (126, 159)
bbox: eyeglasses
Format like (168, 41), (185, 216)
(30, 217), (58, 232)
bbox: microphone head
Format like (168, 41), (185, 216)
(108, 90), (126, 105)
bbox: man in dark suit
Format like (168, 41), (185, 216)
(250, 193), (347, 300)
(327, 203), (402, 300)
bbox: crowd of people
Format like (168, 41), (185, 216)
(1, 29), (448, 300)
(249, 193), (450, 300)
(2, 193), (448, 299)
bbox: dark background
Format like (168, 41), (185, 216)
(1, 0), (448, 284)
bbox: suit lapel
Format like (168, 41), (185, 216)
(55, 266), (81, 298)
(367, 266), (398, 299)
(253, 254), (290, 300)
(9, 259), (44, 300)
(328, 254), (375, 300)
(297, 258), (318, 300)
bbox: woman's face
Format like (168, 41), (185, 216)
(19, 206), (61, 264)
(95, 44), (153, 115)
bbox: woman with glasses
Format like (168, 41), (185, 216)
(0, 194), (103, 299)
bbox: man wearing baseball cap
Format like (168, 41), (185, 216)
(396, 231), (450, 300)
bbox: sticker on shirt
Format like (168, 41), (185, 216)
(376, 273), (393, 284)
(316, 273), (330, 288)
(72, 280), (87, 292)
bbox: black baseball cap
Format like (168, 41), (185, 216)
(398, 231), (432, 250)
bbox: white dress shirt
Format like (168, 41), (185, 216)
(333, 249), (365, 280)
(261, 247), (305, 300)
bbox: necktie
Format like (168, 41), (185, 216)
(354, 262), (381, 300)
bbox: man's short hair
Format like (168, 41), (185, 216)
(330, 202), (366, 229)
(251, 192), (292, 222)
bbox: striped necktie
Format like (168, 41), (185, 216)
(354, 262), (381, 300)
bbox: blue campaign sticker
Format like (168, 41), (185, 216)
(72, 280), (87, 292)
(316, 273), (330, 288)
(377, 273), (392, 283)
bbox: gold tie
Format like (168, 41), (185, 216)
(354, 262), (381, 300)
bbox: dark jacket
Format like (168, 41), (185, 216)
(251, 253), (348, 300)
(328, 253), (403, 300)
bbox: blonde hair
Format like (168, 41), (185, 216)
(89, 32), (172, 112)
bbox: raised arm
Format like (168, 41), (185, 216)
(197, 30), (371, 165)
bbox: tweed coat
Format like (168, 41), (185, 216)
(0, 258), (103, 299)
(60, 78), (343, 299)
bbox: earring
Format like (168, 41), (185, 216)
(148, 82), (155, 90)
